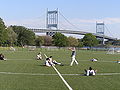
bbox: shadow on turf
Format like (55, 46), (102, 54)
(38, 65), (46, 67)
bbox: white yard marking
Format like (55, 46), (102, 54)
(6, 59), (116, 63)
(52, 65), (73, 90)
(97, 73), (120, 75)
(0, 72), (58, 76)
(80, 60), (114, 63)
(0, 72), (119, 76)
(43, 54), (73, 90)
(8, 59), (34, 60)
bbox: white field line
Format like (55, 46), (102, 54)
(97, 73), (120, 75)
(6, 59), (116, 63)
(7, 59), (34, 60)
(52, 65), (73, 90)
(0, 72), (120, 76)
(0, 72), (58, 76)
(43, 54), (73, 90)
(79, 60), (115, 63)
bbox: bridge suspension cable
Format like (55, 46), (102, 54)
(24, 10), (46, 28)
(59, 11), (84, 30)
(59, 20), (70, 29)
(104, 25), (115, 38)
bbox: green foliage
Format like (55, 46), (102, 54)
(112, 39), (120, 46)
(35, 36), (44, 46)
(0, 18), (8, 46)
(78, 39), (84, 47)
(52, 32), (68, 47)
(6, 27), (17, 46)
(11, 26), (35, 46)
(82, 33), (99, 47)
(43, 36), (52, 46)
(67, 36), (79, 47)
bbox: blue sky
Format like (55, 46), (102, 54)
(1, 0), (120, 38)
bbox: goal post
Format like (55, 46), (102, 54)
(107, 47), (120, 54)
(107, 47), (115, 54)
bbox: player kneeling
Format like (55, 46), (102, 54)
(84, 67), (97, 76)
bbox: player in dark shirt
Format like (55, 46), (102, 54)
(0, 53), (5, 60)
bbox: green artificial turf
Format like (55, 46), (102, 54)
(0, 47), (120, 90)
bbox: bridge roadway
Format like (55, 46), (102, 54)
(30, 28), (117, 40)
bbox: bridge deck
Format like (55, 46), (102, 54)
(30, 28), (117, 40)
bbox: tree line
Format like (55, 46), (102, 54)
(0, 18), (118, 47)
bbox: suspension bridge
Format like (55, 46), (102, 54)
(31, 28), (116, 40)
(29, 9), (117, 43)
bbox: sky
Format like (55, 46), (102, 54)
(0, 0), (120, 39)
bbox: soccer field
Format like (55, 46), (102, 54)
(0, 48), (120, 90)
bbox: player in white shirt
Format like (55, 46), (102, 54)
(90, 58), (97, 62)
(36, 52), (42, 60)
(69, 47), (78, 66)
(84, 67), (97, 76)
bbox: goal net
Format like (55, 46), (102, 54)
(107, 47), (120, 54)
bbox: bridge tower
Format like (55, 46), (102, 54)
(96, 22), (105, 45)
(46, 8), (58, 36)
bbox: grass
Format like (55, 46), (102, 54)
(0, 47), (120, 90)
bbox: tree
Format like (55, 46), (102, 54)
(52, 33), (68, 47)
(35, 36), (44, 46)
(110, 39), (120, 46)
(43, 36), (52, 46)
(0, 18), (8, 46)
(6, 27), (17, 46)
(11, 26), (35, 46)
(82, 33), (98, 47)
(78, 39), (84, 47)
(67, 36), (79, 47)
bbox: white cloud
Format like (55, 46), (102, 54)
(103, 18), (120, 24)
(5, 18), (46, 29)
(71, 17), (120, 24)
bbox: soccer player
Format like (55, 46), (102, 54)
(0, 53), (5, 60)
(90, 58), (98, 62)
(44, 55), (63, 67)
(36, 52), (42, 60)
(69, 47), (78, 66)
(49, 56), (62, 65)
(84, 67), (97, 76)
(45, 58), (52, 67)
(10, 46), (15, 51)
(48, 56), (55, 66)
(116, 60), (120, 64)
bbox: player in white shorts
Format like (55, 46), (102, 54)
(69, 47), (78, 66)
